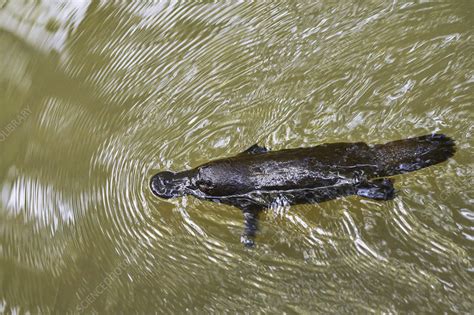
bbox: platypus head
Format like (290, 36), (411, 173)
(150, 171), (192, 199)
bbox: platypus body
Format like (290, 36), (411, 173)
(151, 134), (455, 246)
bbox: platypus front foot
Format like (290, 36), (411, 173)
(240, 207), (261, 247)
(240, 234), (256, 247)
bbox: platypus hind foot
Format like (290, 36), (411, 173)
(356, 178), (395, 200)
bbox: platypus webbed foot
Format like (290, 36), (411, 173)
(240, 234), (256, 247)
(356, 178), (395, 200)
(240, 207), (261, 247)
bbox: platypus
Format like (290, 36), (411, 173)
(150, 134), (455, 246)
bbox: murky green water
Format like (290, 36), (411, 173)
(1, 1), (473, 313)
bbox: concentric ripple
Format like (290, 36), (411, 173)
(0, 1), (472, 313)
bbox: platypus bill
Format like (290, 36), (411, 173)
(150, 134), (455, 246)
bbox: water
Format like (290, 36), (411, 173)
(0, 1), (473, 313)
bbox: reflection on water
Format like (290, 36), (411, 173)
(0, 1), (473, 313)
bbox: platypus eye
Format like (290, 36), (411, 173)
(197, 180), (214, 192)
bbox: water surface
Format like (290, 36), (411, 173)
(0, 1), (473, 313)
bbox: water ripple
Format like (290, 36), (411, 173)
(0, 1), (472, 313)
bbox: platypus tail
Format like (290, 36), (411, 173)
(374, 134), (456, 177)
